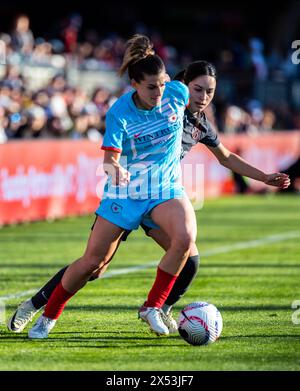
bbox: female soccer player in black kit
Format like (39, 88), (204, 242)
(8, 61), (289, 335)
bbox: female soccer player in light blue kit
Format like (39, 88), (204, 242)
(25, 34), (197, 338)
(8, 60), (290, 338)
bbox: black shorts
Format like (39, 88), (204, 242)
(91, 216), (153, 241)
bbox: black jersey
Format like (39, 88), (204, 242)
(181, 109), (220, 159)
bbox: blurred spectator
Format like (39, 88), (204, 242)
(62, 13), (82, 53)
(261, 108), (276, 131)
(248, 37), (268, 81)
(222, 101), (279, 135)
(11, 15), (34, 54)
(30, 39), (53, 65)
(223, 105), (250, 134)
(0, 106), (9, 143)
(0, 14), (299, 142)
(47, 74), (68, 94)
(92, 87), (111, 118)
(24, 105), (48, 138)
(4, 64), (25, 90)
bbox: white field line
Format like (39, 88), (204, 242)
(0, 231), (299, 302)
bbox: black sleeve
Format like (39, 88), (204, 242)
(199, 119), (220, 148)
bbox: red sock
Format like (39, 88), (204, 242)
(44, 282), (75, 320)
(145, 267), (178, 308)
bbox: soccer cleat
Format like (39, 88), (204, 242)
(161, 311), (178, 333)
(28, 314), (56, 339)
(138, 306), (169, 336)
(7, 299), (40, 333)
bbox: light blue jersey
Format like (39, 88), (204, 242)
(102, 81), (189, 200)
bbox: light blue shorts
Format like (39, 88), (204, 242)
(96, 189), (185, 231)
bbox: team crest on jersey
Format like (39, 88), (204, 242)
(111, 202), (123, 214)
(192, 127), (201, 140)
(168, 114), (177, 123)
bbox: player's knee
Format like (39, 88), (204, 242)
(83, 255), (108, 274)
(88, 274), (99, 281)
(173, 233), (194, 253)
(88, 261), (110, 281)
(89, 269), (101, 281)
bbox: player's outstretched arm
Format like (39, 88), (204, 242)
(207, 143), (290, 189)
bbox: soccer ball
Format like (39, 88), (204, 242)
(178, 301), (223, 346)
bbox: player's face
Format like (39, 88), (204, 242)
(188, 75), (216, 114)
(132, 72), (166, 109)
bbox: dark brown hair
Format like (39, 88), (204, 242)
(119, 34), (165, 82)
(174, 61), (217, 84)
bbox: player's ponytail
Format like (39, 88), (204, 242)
(119, 34), (165, 81)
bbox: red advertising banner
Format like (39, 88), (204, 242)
(0, 140), (104, 225)
(182, 131), (300, 200)
(1, 131), (300, 225)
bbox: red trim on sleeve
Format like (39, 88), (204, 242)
(101, 146), (122, 153)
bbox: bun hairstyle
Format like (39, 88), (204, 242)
(119, 34), (165, 82)
(174, 61), (217, 85)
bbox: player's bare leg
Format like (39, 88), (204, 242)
(28, 217), (124, 339)
(138, 196), (197, 335)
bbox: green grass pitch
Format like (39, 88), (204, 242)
(0, 194), (300, 371)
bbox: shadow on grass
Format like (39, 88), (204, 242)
(202, 263), (300, 268)
(218, 305), (290, 311)
(0, 330), (182, 347)
(2, 330), (298, 341)
(64, 343), (185, 349)
(221, 334), (300, 340)
(0, 264), (68, 269)
(4, 304), (291, 313)
(1, 263), (300, 270)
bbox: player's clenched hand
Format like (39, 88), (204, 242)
(264, 173), (290, 189)
(113, 165), (131, 186)
(104, 163), (130, 186)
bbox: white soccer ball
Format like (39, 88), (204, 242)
(178, 301), (223, 346)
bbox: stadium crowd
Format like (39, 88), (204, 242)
(0, 14), (299, 144)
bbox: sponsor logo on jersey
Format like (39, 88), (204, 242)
(133, 127), (174, 144)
